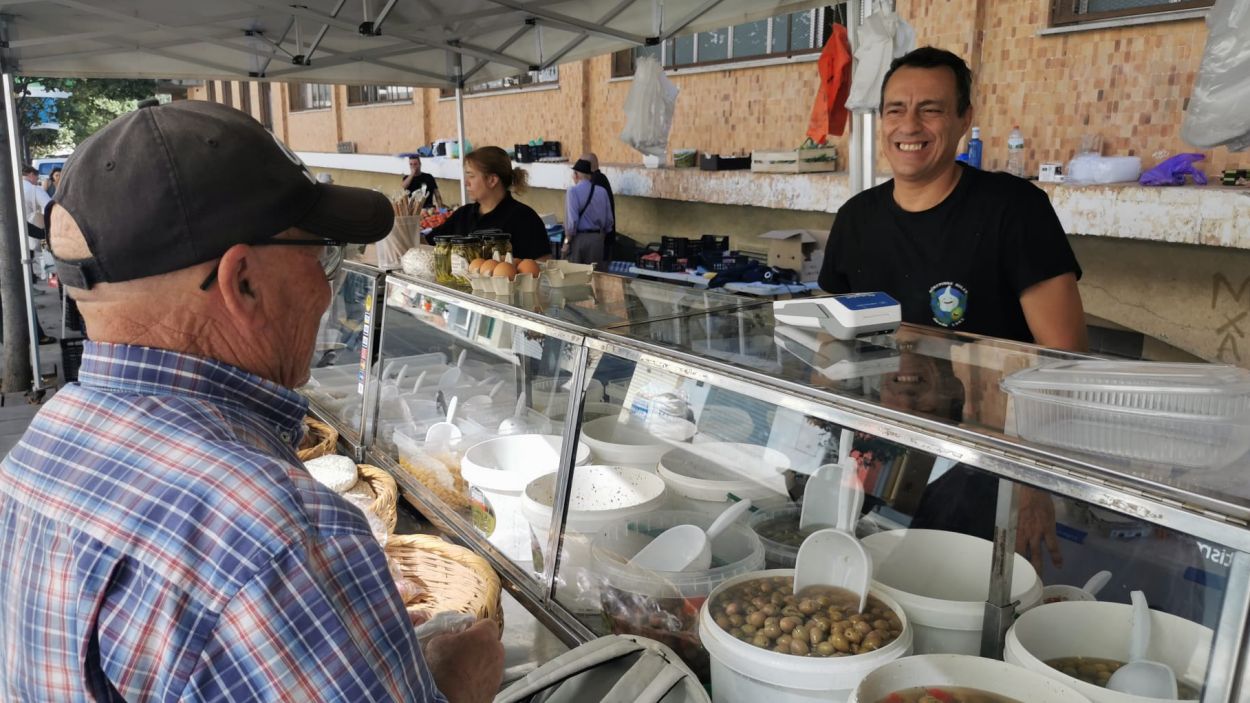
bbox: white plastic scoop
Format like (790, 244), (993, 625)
(628, 499), (753, 572)
(424, 396), (462, 452)
(1107, 590), (1178, 698)
(498, 393), (537, 436)
(795, 429), (871, 613)
(1083, 570), (1112, 597)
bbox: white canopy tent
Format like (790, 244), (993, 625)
(0, 0), (830, 390)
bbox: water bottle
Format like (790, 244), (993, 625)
(1006, 126), (1025, 178)
(966, 127), (983, 169)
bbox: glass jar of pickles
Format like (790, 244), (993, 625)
(448, 236), (482, 285)
(483, 231), (512, 261)
(432, 235), (454, 284)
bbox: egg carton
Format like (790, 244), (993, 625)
(467, 271), (539, 295)
(542, 260), (593, 288)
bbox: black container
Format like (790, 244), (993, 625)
(60, 337), (85, 383)
(699, 235), (730, 254)
(699, 153), (751, 171)
(660, 236), (689, 258)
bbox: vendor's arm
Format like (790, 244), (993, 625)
(817, 211), (853, 294)
(1020, 272), (1088, 352)
(431, 185), (446, 211)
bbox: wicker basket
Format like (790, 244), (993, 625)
(297, 416), (338, 462)
(386, 534), (504, 634)
(356, 464), (398, 534)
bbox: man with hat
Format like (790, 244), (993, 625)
(0, 100), (502, 702)
(563, 157), (614, 269)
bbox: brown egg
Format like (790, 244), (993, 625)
(492, 262), (517, 280)
(478, 259), (498, 276)
(516, 259), (540, 277)
(467, 258), (486, 274)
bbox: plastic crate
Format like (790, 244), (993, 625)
(659, 236), (689, 257)
(698, 153), (751, 171)
(1002, 360), (1250, 470)
(699, 235), (730, 254)
(60, 337), (85, 383)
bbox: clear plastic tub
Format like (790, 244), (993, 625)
(1001, 360), (1250, 469)
(591, 510), (765, 681)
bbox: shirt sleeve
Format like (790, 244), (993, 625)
(818, 209), (852, 294)
(1001, 183), (1082, 296)
(603, 190), (615, 235)
(512, 204), (550, 260)
(565, 186), (579, 237)
(179, 537), (446, 703)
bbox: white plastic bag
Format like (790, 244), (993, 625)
(620, 57), (680, 157)
(1065, 154), (1142, 185)
(1182, 0), (1250, 151)
(845, 10), (917, 113)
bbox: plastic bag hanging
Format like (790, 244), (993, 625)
(620, 56), (680, 157)
(844, 9), (917, 113)
(1181, 0), (1250, 151)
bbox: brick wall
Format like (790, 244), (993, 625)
(282, 83), (340, 152)
(340, 99), (424, 154)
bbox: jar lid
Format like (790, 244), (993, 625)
(432, 234), (455, 242)
(449, 235), (481, 244)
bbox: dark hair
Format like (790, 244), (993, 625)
(50, 167), (62, 176)
(21, 165), (37, 176)
(465, 146), (529, 194)
(880, 46), (973, 117)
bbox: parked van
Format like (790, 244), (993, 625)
(32, 155), (69, 179)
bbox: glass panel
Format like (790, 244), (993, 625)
(731, 20), (768, 59)
(697, 28), (729, 63)
(770, 15), (789, 54)
(374, 279), (581, 589)
(304, 266), (378, 445)
(789, 10), (814, 51)
(634, 43), (662, 66)
(673, 34), (695, 66)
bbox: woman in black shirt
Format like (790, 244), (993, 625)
(428, 146), (551, 261)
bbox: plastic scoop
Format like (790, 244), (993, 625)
(1083, 570), (1112, 597)
(800, 430), (863, 532)
(628, 499), (753, 572)
(498, 393), (536, 436)
(1107, 590), (1178, 698)
(424, 396), (462, 452)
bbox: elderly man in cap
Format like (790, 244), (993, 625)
(562, 157), (614, 269)
(0, 101), (502, 702)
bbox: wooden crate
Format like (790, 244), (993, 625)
(751, 147), (838, 174)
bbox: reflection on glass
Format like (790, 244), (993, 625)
(770, 14), (789, 54)
(698, 28), (729, 62)
(304, 268), (377, 442)
(790, 11), (814, 51)
(732, 20), (768, 59)
(673, 35), (695, 66)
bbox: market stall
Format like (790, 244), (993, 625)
(310, 259), (1250, 702)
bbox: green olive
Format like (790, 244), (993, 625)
(747, 611), (765, 627)
(790, 639), (809, 655)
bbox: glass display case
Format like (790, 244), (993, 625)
(330, 265), (1250, 702)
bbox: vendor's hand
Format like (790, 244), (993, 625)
(423, 619), (503, 703)
(1016, 485), (1063, 573)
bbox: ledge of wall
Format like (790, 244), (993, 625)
(298, 151), (1250, 250)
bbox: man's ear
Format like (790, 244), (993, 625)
(216, 244), (263, 328)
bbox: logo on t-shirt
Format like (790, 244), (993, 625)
(929, 282), (969, 328)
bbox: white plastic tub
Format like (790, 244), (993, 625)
(522, 466), (667, 611)
(862, 529), (1042, 655)
(580, 415), (694, 469)
(1005, 601), (1211, 703)
(1002, 360), (1250, 469)
(699, 570), (913, 703)
(849, 653), (1091, 703)
(591, 510), (765, 680)
(657, 443), (790, 517)
(460, 434), (592, 561)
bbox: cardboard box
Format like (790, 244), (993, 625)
(760, 229), (824, 281)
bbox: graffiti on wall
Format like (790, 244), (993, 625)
(1213, 273), (1249, 364)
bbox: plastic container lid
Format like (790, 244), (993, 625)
(657, 443), (789, 503)
(1003, 360), (1250, 405)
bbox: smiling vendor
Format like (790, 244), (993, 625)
(818, 47), (1088, 572)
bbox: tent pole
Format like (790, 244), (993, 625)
(847, 0), (863, 196)
(453, 55), (467, 206)
(3, 72), (44, 391)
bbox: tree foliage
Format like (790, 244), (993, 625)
(15, 77), (157, 157)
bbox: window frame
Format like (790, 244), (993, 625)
(289, 83), (334, 112)
(346, 84), (415, 107)
(239, 81), (252, 116)
(259, 82), (273, 129)
(206, 81), (217, 102)
(1049, 0), (1213, 26)
(222, 80), (234, 109)
(610, 5), (842, 79)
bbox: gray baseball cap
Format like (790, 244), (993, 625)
(51, 99), (393, 289)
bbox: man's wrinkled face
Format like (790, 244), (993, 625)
(880, 66), (971, 185)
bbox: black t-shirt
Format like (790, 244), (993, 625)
(818, 164), (1081, 344)
(428, 193), (550, 260)
(402, 172), (440, 209)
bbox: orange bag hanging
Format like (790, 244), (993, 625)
(807, 24), (853, 143)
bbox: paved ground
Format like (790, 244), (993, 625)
(0, 278), (72, 455)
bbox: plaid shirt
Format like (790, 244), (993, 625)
(0, 343), (446, 702)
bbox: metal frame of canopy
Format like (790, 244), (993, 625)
(0, 0), (821, 389)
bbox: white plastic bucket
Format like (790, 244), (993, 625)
(460, 434), (592, 561)
(657, 442), (790, 517)
(699, 569), (913, 703)
(849, 653), (1091, 703)
(591, 510), (765, 681)
(580, 415), (694, 469)
(1005, 601), (1212, 703)
(862, 529), (1042, 655)
(522, 466), (667, 611)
